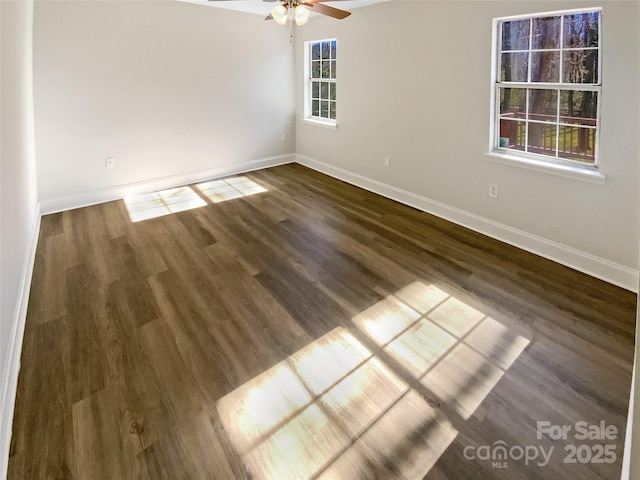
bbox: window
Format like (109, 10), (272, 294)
(305, 39), (337, 125)
(492, 9), (601, 168)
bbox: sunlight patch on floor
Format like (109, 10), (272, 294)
(196, 176), (267, 204)
(217, 327), (457, 480)
(124, 186), (207, 222)
(217, 281), (530, 479)
(353, 281), (531, 420)
(123, 176), (268, 222)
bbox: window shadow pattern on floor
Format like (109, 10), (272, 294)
(216, 281), (531, 479)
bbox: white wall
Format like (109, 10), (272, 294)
(33, 0), (296, 211)
(0, 1), (40, 478)
(295, 0), (640, 287)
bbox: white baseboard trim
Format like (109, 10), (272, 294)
(0, 204), (41, 480)
(40, 154), (295, 215)
(296, 154), (639, 292)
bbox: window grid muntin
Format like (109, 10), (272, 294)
(495, 9), (601, 167)
(496, 85), (599, 165)
(499, 15), (601, 86)
(309, 39), (337, 121)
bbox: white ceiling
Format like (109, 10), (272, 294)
(178, 0), (389, 18)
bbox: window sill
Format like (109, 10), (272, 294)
(302, 118), (337, 130)
(484, 151), (606, 185)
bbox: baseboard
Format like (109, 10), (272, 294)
(0, 204), (41, 480)
(296, 154), (639, 292)
(39, 154), (295, 215)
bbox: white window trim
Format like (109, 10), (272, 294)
(302, 117), (338, 130)
(304, 38), (338, 128)
(484, 151), (605, 184)
(487, 7), (604, 182)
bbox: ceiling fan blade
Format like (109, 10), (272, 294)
(305, 2), (351, 19)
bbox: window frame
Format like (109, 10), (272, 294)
(304, 38), (338, 128)
(489, 8), (602, 173)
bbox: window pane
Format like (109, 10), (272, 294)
(494, 12), (599, 165)
(312, 43), (320, 60)
(531, 51), (559, 82)
(559, 91), (597, 126)
(532, 16), (561, 49)
(501, 19), (529, 50)
(500, 52), (528, 82)
(563, 12), (599, 48)
(320, 82), (329, 100)
(320, 100), (329, 118)
(527, 122), (557, 156)
(308, 39), (336, 123)
(321, 61), (330, 79)
(562, 50), (598, 83)
(499, 119), (525, 150)
(529, 89), (557, 122)
(557, 126), (596, 163)
(322, 42), (330, 60)
(499, 88), (526, 119)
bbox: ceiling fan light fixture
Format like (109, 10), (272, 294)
(271, 5), (289, 25)
(294, 5), (309, 26)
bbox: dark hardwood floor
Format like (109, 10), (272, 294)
(8, 163), (636, 479)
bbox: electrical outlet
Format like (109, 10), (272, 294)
(281, 134), (286, 143)
(106, 156), (115, 169)
(489, 183), (499, 198)
(384, 156), (391, 168)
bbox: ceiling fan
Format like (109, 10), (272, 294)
(266, 0), (351, 26)
(265, 0), (351, 25)
(208, 0), (351, 26)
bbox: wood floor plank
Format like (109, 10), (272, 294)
(63, 264), (108, 405)
(9, 163), (636, 480)
(138, 318), (246, 478)
(40, 211), (64, 237)
(25, 233), (67, 326)
(8, 318), (76, 480)
(72, 385), (142, 480)
(255, 262), (350, 338)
